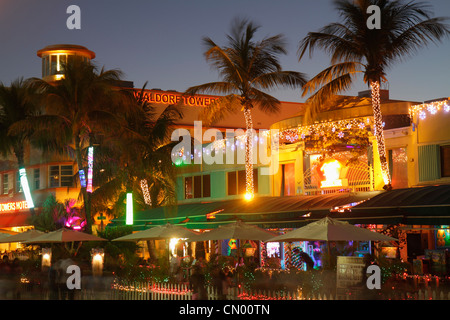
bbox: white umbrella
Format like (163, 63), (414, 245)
(112, 223), (200, 241)
(24, 228), (107, 244)
(267, 217), (397, 242)
(187, 220), (277, 242)
(0, 229), (45, 243)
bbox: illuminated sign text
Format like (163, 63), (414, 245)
(0, 201), (29, 213)
(133, 90), (219, 107)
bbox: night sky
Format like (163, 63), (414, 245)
(1, 0), (449, 103)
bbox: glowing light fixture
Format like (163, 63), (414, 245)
(244, 192), (254, 201)
(126, 192), (133, 225)
(87, 146), (94, 193)
(320, 160), (343, 188)
(79, 169), (86, 188)
(19, 168), (34, 209)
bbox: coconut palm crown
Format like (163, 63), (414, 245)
(186, 17), (307, 198)
(298, 0), (450, 190)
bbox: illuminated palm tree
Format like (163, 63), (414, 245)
(299, 0), (449, 190)
(186, 17), (307, 199)
(91, 83), (182, 220)
(11, 58), (131, 232)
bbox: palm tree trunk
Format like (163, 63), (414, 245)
(370, 81), (392, 190)
(243, 107), (254, 198)
(75, 135), (93, 233)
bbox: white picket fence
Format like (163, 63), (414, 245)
(109, 280), (450, 301)
(110, 280), (343, 300)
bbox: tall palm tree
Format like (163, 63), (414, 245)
(91, 83), (182, 220)
(298, 0), (449, 190)
(0, 78), (40, 213)
(11, 58), (133, 233)
(186, 17), (307, 199)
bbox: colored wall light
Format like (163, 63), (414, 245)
(87, 146), (94, 193)
(79, 169), (86, 188)
(19, 168), (34, 209)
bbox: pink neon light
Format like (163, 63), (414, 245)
(87, 147), (94, 193)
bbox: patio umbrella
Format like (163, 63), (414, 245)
(0, 229), (45, 243)
(188, 220), (277, 242)
(267, 216), (397, 269)
(23, 228), (107, 244)
(267, 216), (397, 242)
(112, 223), (200, 241)
(0, 233), (11, 241)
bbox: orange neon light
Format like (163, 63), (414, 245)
(0, 201), (29, 213)
(320, 160), (343, 188)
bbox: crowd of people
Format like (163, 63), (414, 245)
(0, 255), (23, 299)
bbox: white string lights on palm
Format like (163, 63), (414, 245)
(276, 117), (373, 145)
(140, 179), (152, 206)
(409, 99), (450, 120)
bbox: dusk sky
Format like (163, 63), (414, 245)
(1, 0), (449, 103)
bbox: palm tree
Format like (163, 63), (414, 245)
(11, 58), (133, 233)
(0, 78), (40, 213)
(91, 83), (182, 220)
(186, 17), (307, 199)
(298, 0), (449, 190)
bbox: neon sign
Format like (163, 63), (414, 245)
(19, 168), (34, 209)
(126, 192), (133, 225)
(320, 159), (347, 188)
(86, 146), (94, 193)
(133, 90), (219, 107)
(0, 201), (29, 213)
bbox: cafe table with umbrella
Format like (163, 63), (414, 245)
(112, 223), (200, 242)
(0, 229), (44, 244)
(187, 220), (277, 282)
(112, 223), (200, 266)
(187, 220), (277, 262)
(24, 228), (107, 255)
(267, 216), (397, 267)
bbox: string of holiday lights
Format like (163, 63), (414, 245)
(409, 99), (450, 120)
(276, 117), (372, 144)
(243, 108), (254, 200)
(140, 179), (152, 206)
(371, 81), (391, 186)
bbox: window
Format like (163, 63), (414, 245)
(2, 174), (8, 195)
(388, 148), (408, 188)
(441, 146), (450, 178)
(227, 169), (258, 195)
(49, 165), (73, 187)
(34, 168), (40, 190)
(281, 163), (295, 196)
(50, 55), (58, 75)
(184, 175), (211, 199)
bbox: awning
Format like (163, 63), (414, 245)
(330, 184), (450, 225)
(0, 212), (32, 228)
(109, 191), (381, 230)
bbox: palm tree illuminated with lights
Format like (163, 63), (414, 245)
(186, 17), (307, 200)
(298, 0), (449, 190)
